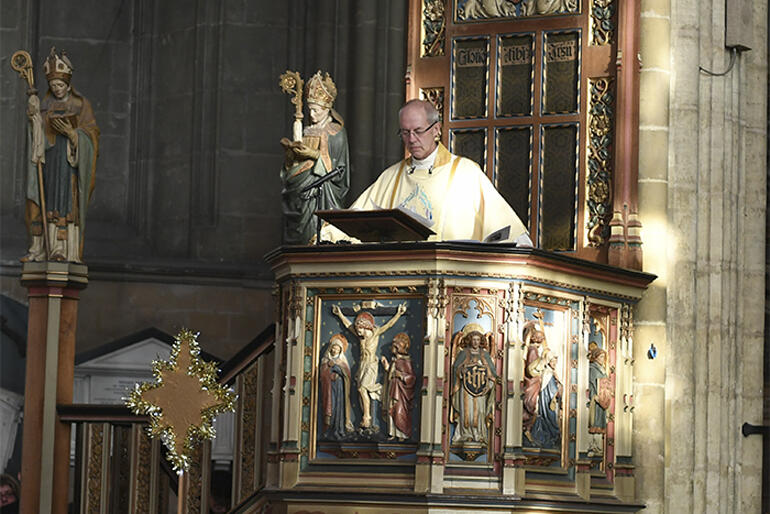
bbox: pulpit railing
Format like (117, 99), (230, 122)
(59, 324), (276, 513)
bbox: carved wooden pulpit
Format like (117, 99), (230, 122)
(240, 242), (653, 512)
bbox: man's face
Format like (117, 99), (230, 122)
(49, 79), (69, 100)
(470, 334), (481, 349)
(0, 484), (16, 506)
(399, 104), (440, 160)
(308, 103), (330, 125)
(354, 322), (370, 337)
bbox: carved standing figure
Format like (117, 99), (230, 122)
(528, 347), (563, 448)
(279, 70), (350, 245)
(22, 47), (99, 262)
(450, 324), (497, 445)
(380, 332), (416, 440)
(332, 303), (407, 430)
(319, 334), (355, 439)
(522, 327), (545, 442)
(587, 341), (610, 456)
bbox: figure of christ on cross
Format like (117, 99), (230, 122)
(331, 303), (407, 430)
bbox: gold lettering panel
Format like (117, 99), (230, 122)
(542, 31), (581, 114)
(495, 126), (532, 227)
(452, 37), (490, 120)
(540, 124), (578, 250)
(497, 33), (535, 117)
(450, 128), (487, 173)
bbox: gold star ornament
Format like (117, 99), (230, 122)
(126, 329), (237, 473)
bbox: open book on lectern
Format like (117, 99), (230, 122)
(316, 207), (436, 242)
(317, 207), (514, 244)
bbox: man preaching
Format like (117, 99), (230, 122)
(323, 99), (532, 245)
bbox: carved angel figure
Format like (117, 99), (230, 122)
(450, 323), (497, 445)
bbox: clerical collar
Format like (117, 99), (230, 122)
(408, 146), (439, 174)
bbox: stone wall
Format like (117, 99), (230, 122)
(636, 0), (767, 512)
(0, 0), (407, 358)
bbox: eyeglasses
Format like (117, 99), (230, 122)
(397, 121), (438, 139)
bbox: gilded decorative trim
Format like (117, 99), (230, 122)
(288, 280), (304, 320)
(589, 0), (615, 46)
(185, 443), (203, 514)
(115, 427), (131, 509)
(427, 278), (441, 318)
(522, 291), (572, 306)
(422, 0), (446, 57)
(452, 294), (495, 318)
(134, 427), (153, 514)
(282, 271), (641, 302)
(586, 77), (614, 246)
(86, 423), (104, 513)
(239, 363), (259, 498)
(620, 303), (632, 345)
(420, 88), (445, 120)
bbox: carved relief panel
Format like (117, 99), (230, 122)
(519, 292), (580, 470)
(299, 286), (425, 469)
(580, 304), (619, 481)
(443, 287), (506, 469)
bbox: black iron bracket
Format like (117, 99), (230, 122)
(742, 422), (769, 437)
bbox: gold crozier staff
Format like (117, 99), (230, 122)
(11, 50), (49, 259)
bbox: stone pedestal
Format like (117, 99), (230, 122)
(19, 262), (87, 514)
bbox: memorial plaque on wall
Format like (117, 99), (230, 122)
(452, 37), (490, 120)
(540, 124), (578, 250)
(542, 31), (580, 114)
(450, 128), (487, 173)
(495, 126), (532, 226)
(497, 33), (534, 117)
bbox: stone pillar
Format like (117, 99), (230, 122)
(635, 0), (671, 511)
(662, 0), (766, 512)
(19, 262), (87, 514)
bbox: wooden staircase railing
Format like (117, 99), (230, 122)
(58, 323), (275, 513)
